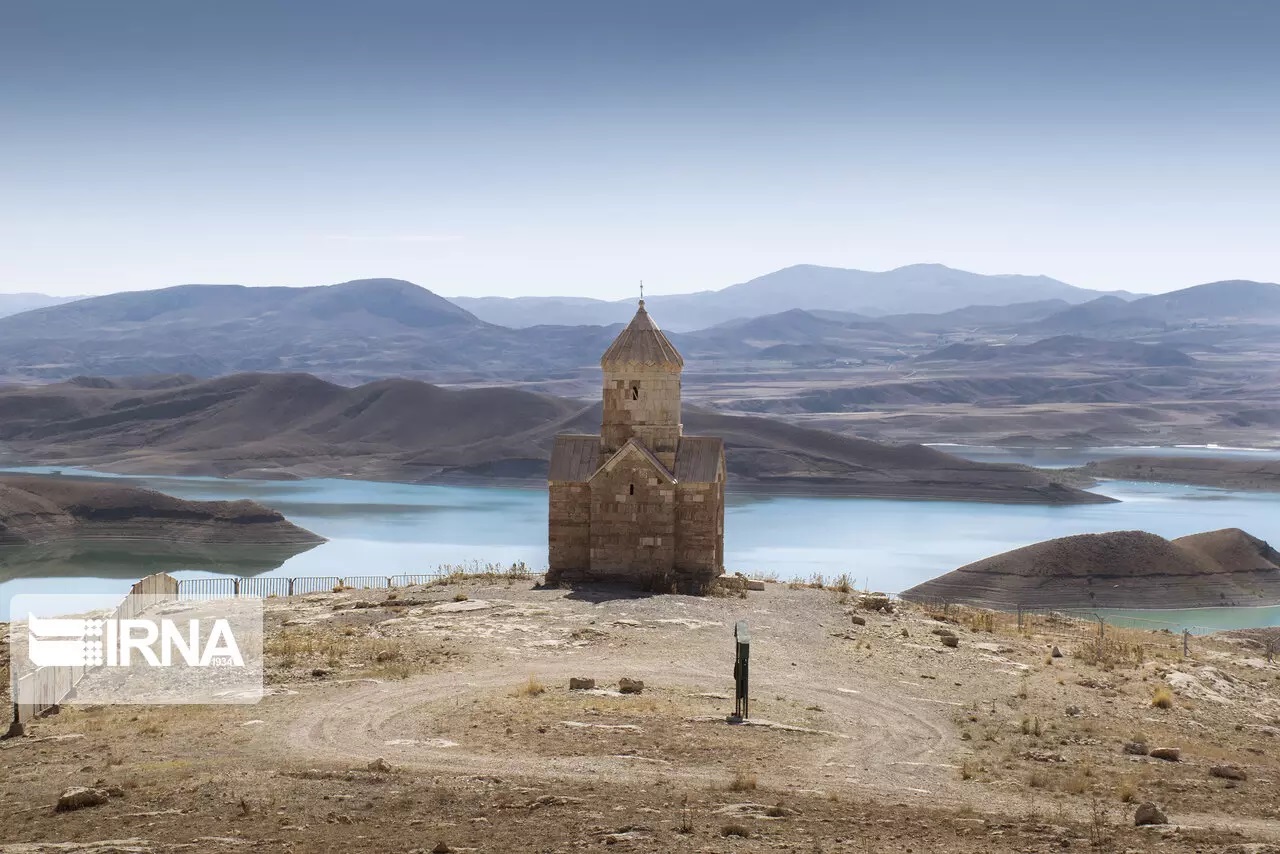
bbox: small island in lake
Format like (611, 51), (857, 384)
(0, 474), (324, 546)
(900, 527), (1280, 610)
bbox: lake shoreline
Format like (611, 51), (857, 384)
(0, 460), (1116, 505)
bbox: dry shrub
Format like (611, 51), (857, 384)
(728, 769), (758, 792)
(515, 675), (546, 697)
(832, 573), (852, 593)
(721, 823), (750, 838)
(1151, 685), (1174, 709)
(1116, 777), (1138, 803)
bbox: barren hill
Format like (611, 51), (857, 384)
(1033, 280), (1280, 335)
(0, 474), (324, 546)
(0, 373), (1108, 503)
(1075, 456), (1280, 491)
(922, 335), (1196, 367)
(900, 528), (1280, 609)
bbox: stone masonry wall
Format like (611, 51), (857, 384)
(547, 482), (591, 577)
(584, 453), (676, 588)
(674, 480), (723, 593)
(601, 366), (681, 469)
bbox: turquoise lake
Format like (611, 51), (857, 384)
(2, 464), (1279, 632)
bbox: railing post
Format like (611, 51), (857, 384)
(288, 578), (295, 596)
(233, 578), (240, 597)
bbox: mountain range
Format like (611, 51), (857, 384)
(1, 269), (1277, 450)
(0, 372), (1105, 504)
(451, 263), (1130, 330)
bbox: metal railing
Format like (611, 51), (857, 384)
(175, 573), (452, 600)
(11, 572), (180, 730)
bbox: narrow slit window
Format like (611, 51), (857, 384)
(631, 385), (639, 400)
(629, 484), (635, 495)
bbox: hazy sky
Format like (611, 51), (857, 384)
(3, 1), (1278, 299)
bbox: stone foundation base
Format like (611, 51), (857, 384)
(546, 566), (720, 596)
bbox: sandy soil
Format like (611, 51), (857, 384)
(3, 578), (1279, 853)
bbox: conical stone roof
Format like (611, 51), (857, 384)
(600, 300), (684, 369)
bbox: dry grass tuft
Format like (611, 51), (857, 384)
(727, 769), (758, 792)
(515, 675), (546, 697)
(1151, 685), (1174, 709)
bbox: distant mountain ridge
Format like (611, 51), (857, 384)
(1033, 280), (1280, 335)
(451, 263), (1131, 331)
(0, 292), (84, 319)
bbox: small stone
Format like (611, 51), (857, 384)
(1122, 742), (1149, 756)
(1051, 646), (1063, 658)
(1065, 705), (1082, 717)
(1210, 764), (1247, 781)
(1133, 802), (1168, 826)
(55, 787), (110, 813)
(569, 677), (596, 691)
(368, 757), (393, 773)
(1148, 747), (1181, 762)
(618, 677), (644, 694)
(850, 615), (866, 626)
(432, 843), (452, 854)
(940, 634), (959, 648)
(311, 668), (329, 678)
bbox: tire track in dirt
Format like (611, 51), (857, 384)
(278, 658), (961, 800)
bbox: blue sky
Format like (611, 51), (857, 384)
(2, 0), (1277, 298)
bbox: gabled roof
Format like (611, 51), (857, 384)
(674, 436), (725, 483)
(600, 300), (684, 369)
(589, 438), (675, 484)
(548, 434), (600, 482)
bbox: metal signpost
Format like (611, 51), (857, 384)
(733, 620), (750, 720)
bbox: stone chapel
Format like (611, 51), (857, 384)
(546, 299), (726, 594)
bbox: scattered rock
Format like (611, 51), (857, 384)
(1019, 750), (1067, 763)
(368, 757), (393, 773)
(1122, 741), (1149, 756)
(860, 594), (894, 613)
(1051, 646), (1063, 658)
(1065, 705), (1082, 717)
(1149, 747), (1181, 762)
(55, 786), (110, 813)
(1210, 764), (1247, 781)
(528, 795), (585, 809)
(569, 677), (596, 691)
(311, 668), (329, 678)
(430, 599), (493, 613)
(618, 677), (644, 695)
(940, 634), (959, 648)
(1133, 802), (1168, 826)
(850, 615), (866, 626)
(432, 843), (452, 854)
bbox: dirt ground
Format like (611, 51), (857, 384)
(3, 576), (1280, 853)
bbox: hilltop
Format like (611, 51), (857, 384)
(900, 527), (1280, 609)
(3, 576), (1278, 852)
(0, 373), (1108, 503)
